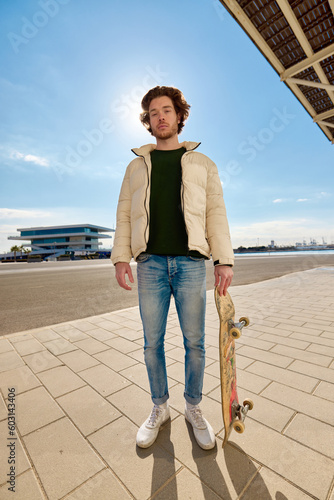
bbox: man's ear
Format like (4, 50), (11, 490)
(177, 113), (181, 124)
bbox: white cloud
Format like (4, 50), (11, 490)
(24, 154), (49, 167)
(11, 151), (50, 167)
(273, 199), (284, 203)
(230, 218), (333, 247)
(317, 191), (330, 199)
(272, 192), (331, 205)
(0, 208), (51, 219)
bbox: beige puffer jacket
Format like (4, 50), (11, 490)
(111, 141), (234, 266)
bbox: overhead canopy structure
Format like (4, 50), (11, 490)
(219, 0), (334, 143)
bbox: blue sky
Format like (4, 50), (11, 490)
(1, 0), (333, 253)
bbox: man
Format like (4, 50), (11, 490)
(111, 86), (234, 450)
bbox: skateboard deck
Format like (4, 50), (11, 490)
(214, 288), (253, 447)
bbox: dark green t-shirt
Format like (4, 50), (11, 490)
(146, 147), (189, 256)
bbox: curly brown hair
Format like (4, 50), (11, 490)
(140, 86), (191, 135)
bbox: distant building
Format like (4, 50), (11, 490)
(295, 238), (328, 250)
(7, 224), (114, 260)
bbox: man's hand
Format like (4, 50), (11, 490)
(115, 262), (134, 291)
(214, 265), (233, 297)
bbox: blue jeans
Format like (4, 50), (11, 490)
(136, 254), (206, 405)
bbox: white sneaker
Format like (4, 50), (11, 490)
(136, 403), (170, 448)
(185, 403), (216, 450)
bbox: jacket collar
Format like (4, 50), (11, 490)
(132, 141), (200, 157)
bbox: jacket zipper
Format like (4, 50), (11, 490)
(131, 149), (151, 247)
(142, 155), (151, 245)
(180, 152), (189, 252)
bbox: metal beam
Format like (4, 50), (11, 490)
(219, 0), (334, 143)
(313, 109), (334, 122)
(219, 0), (284, 74)
(277, 0), (334, 105)
(316, 124), (334, 142)
(286, 78), (334, 92)
(318, 120), (334, 129)
(284, 80), (334, 142)
(276, 0), (312, 57)
(284, 81), (334, 140)
(285, 81), (316, 118)
(329, 0), (334, 17)
(280, 44), (334, 80)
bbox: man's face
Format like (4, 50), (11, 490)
(148, 96), (180, 140)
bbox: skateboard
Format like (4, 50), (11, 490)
(214, 287), (253, 447)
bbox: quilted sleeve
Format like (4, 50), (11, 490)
(111, 164), (133, 265)
(206, 158), (234, 266)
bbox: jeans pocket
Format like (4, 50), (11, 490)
(136, 252), (151, 263)
(188, 255), (205, 262)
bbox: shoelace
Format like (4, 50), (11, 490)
(188, 406), (206, 428)
(147, 405), (163, 427)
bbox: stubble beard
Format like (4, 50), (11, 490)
(152, 120), (179, 141)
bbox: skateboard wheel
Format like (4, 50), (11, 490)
(243, 398), (254, 411)
(233, 420), (245, 433)
(230, 327), (241, 339)
(239, 316), (250, 327)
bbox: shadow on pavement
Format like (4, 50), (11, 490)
(226, 442), (288, 500)
(136, 421), (178, 499)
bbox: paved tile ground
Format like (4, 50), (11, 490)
(0, 267), (334, 500)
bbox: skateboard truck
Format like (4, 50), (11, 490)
(232, 399), (254, 433)
(229, 317), (250, 339)
(229, 318), (253, 434)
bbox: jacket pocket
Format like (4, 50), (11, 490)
(188, 255), (205, 262)
(136, 252), (151, 263)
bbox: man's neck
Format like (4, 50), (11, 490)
(155, 135), (180, 151)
